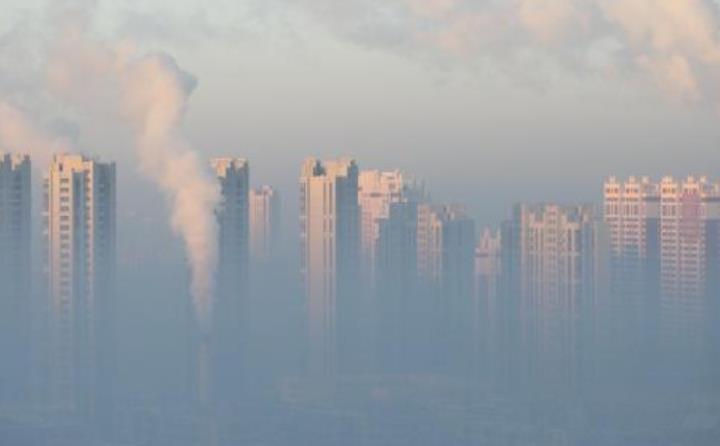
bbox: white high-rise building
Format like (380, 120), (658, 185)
(501, 204), (599, 394)
(300, 157), (360, 379)
(358, 170), (425, 373)
(0, 153), (32, 404)
(358, 170), (422, 285)
(417, 204), (475, 294)
(46, 154), (116, 416)
(210, 158), (249, 404)
(416, 204), (475, 375)
(249, 185), (280, 262)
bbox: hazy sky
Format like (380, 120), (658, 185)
(1, 0), (720, 238)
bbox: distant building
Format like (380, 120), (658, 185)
(605, 176), (720, 373)
(46, 154), (116, 420)
(358, 170), (423, 286)
(416, 204), (475, 375)
(0, 153), (31, 405)
(210, 158), (250, 406)
(603, 176), (661, 378)
(212, 158), (250, 303)
(249, 185), (280, 262)
(657, 176), (720, 357)
(361, 171), (425, 374)
(501, 204), (599, 395)
(474, 228), (501, 380)
(300, 158), (361, 380)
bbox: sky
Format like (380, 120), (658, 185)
(1, 0), (720, 246)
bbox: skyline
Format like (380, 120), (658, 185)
(4, 148), (719, 232)
(2, 1), (720, 444)
(1, 150), (719, 444)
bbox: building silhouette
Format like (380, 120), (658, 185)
(249, 185), (280, 263)
(300, 158), (360, 381)
(501, 204), (600, 396)
(0, 153), (32, 405)
(658, 176), (720, 366)
(604, 176), (661, 382)
(605, 176), (720, 381)
(210, 158), (250, 407)
(362, 171), (424, 374)
(474, 228), (502, 382)
(416, 204), (475, 376)
(45, 154), (116, 423)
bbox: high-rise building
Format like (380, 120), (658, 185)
(603, 176), (661, 378)
(364, 176), (424, 374)
(249, 185), (280, 262)
(658, 176), (720, 356)
(357, 170), (424, 373)
(300, 157), (360, 379)
(501, 204), (599, 395)
(46, 154), (116, 418)
(416, 204), (475, 375)
(474, 228), (501, 380)
(605, 175), (720, 375)
(358, 171), (422, 286)
(213, 158), (250, 302)
(210, 158), (249, 406)
(0, 153), (31, 404)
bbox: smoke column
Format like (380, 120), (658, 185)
(120, 54), (220, 331)
(46, 12), (220, 331)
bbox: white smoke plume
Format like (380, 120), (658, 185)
(45, 8), (220, 330)
(0, 102), (71, 168)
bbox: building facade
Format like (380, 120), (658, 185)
(416, 204), (475, 376)
(357, 171), (422, 286)
(501, 204), (599, 395)
(210, 158), (250, 406)
(658, 176), (720, 358)
(474, 228), (502, 380)
(357, 170), (424, 373)
(0, 153), (32, 405)
(603, 176), (661, 379)
(45, 154), (116, 418)
(300, 158), (360, 380)
(605, 176), (720, 376)
(249, 185), (280, 263)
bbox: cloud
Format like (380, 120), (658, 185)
(518, 0), (590, 43)
(600, 0), (720, 100)
(405, 0), (457, 18)
(0, 102), (71, 168)
(116, 8), (241, 47)
(279, 0), (720, 102)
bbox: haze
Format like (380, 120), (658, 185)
(1, 1), (719, 445)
